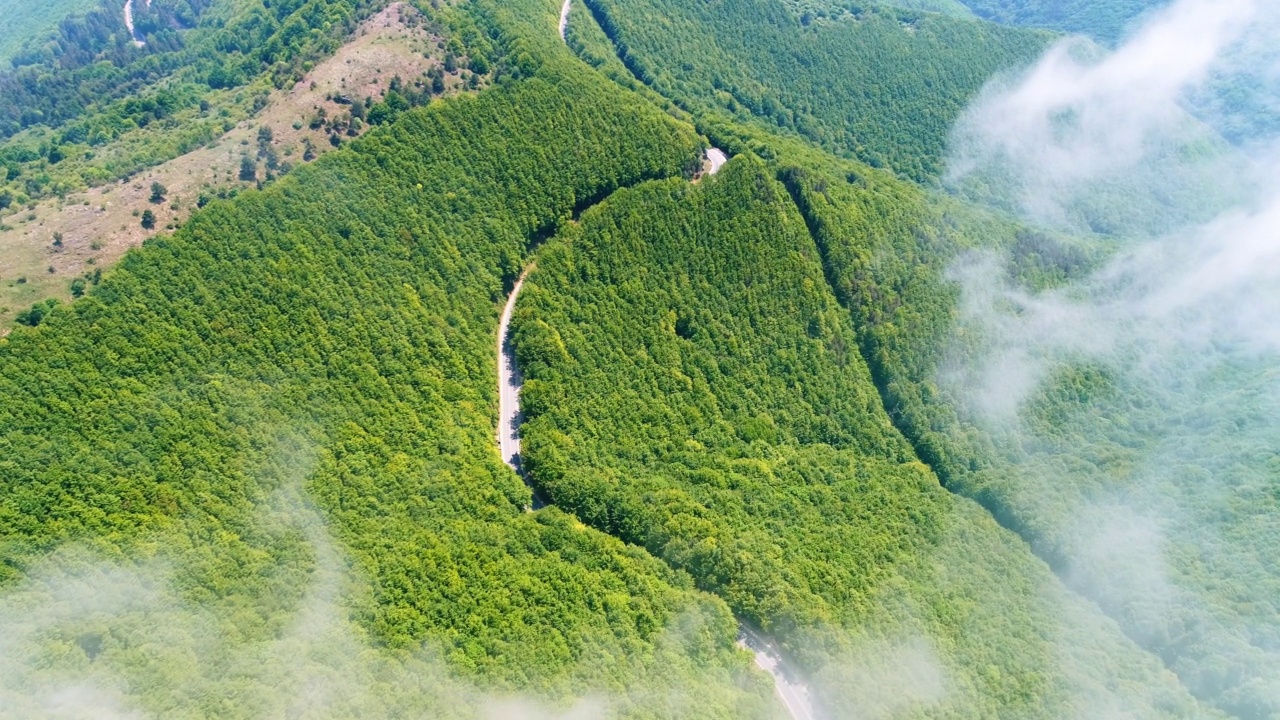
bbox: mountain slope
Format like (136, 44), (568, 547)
(782, 133), (1280, 719)
(0, 46), (784, 714)
(954, 0), (1168, 43)
(581, 0), (1049, 180)
(515, 154), (1212, 718)
(0, 0), (98, 67)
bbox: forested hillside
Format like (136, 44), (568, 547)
(580, 0), (1049, 180)
(781, 136), (1280, 719)
(0, 0), (1273, 716)
(954, 0), (1167, 42)
(0, 26), (790, 713)
(0, 0), (98, 66)
(514, 155), (1209, 718)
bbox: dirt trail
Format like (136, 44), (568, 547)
(506, 15), (807, 708)
(491, 142), (814, 719)
(123, 0), (144, 47)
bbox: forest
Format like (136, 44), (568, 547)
(0, 24), (789, 714)
(780, 120), (1280, 720)
(0, 0), (1276, 716)
(580, 0), (1049, 181)
(512, 155), (1207, 717)
(952, 0), (1168, 42)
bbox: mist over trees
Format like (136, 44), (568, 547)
(0, 0), (1275, 716)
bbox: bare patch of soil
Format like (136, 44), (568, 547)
(0, 2), (474, 334)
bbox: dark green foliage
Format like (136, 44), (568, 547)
(15, 298), (57, 326)
(0, 0), (366, 140)
(515, 155), (1208, 717)
(140, 208), (156, 228)
(580, 0), (1049, 180)
(0, 0), (97, 66)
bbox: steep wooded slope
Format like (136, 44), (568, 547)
(955, 0), (1167, 42)
(0, 52), (780, 715)
(0, 0), (97, 66)
(581, 0), (1049, 180)
(782, 138), (1280, 719)
(515, 155), (1210, 718)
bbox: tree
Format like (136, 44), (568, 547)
(239, 156), (257, 182)
(150, 182), (167, 203)
(15, 298), (56, 326)
(141, 209), (156, 229)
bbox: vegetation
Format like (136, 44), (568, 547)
(0, 0), (98, 67)
(0, 47), (785, 714)
(954, 0), (1168, 43)
(778, 133), (1280, 719)
(0, 0), (1271, 716)
(580, 0), (1049, 180)
(0, 0), (498, 206)
(514, 155), (1209, 717)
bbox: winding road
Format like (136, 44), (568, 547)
(706, 148), (728, 175)
(738, 626), (818, 720)
(123, 0), (148, 47)
(492, 15), (811, 718)
(492, 152), (815, 720)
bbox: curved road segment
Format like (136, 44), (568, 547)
(505, 17), (812, 714)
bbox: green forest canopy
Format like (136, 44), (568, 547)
(0, 0), (1274, 716)
(0, 39), (783, 715)
(580, 0), (1049, 181)
(513, 154), (1208, 717)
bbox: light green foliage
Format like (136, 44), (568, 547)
(515, 155), (1210, 717)
(0, 0), (98, 67)
(0, 54), (776, 715)
(580, 0), (1049, 180)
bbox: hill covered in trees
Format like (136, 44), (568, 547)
(513, 153), (1210, 717)
(0, 23), (788, 713)
(0, 0), (1274, 717)
(954, 0), (1168, 42)
(578, 0), (1049, 181)
(0, 0), (98, 66)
